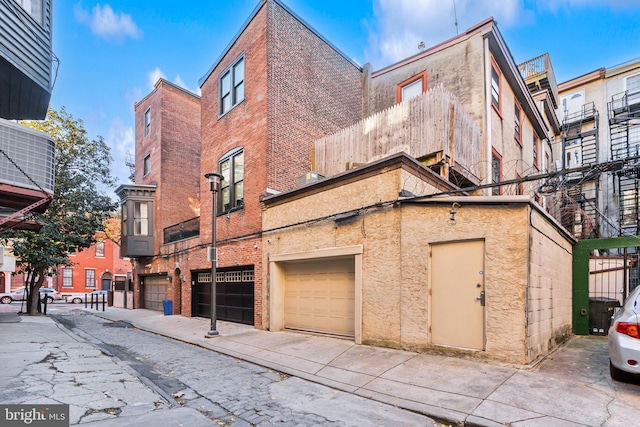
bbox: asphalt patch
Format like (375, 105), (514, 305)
(103, 320), (135, 328)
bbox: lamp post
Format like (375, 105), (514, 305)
(204, 172), (223, 336)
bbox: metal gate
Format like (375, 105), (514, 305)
(573, 237), (640, 335)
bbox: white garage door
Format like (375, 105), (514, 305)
(284, 257), (355, 337)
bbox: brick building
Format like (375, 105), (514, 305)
(117, 0), (364, 325)
(53, 236), (130, 297)
(117, 78), (201, 313)
(118, 1), (567, 358)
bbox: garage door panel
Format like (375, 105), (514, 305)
(284, 257), (355, 337)
(193, 268), (254, 325)
(143, 276), (167, 312)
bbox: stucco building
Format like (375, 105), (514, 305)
(262, 152), (574, 364)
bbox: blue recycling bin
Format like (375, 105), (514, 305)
(162, 300), (173, 315)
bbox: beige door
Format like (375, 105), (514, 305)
(431, 240), (485, 350)
(143, 275), (167, 312)
(284, 257), (355, 337)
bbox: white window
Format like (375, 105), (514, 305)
(626, 73), (640, 104)
(62, 268), (73, 288)
(95, 242), (105, 258)
(559, 90), (584, 123)
(565, 140), (582, 168)
(134, 202), (149, 236)
(16, 0), (43, 24)
(85, 269), (96, 288)
(402, 80), (422, 101)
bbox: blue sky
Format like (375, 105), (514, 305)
(51, 0), (640, 187)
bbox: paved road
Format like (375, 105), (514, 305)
(45, 309), (435, 426)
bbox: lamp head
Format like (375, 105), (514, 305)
(204, 172), (224, 191)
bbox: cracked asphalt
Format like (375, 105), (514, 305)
(1, 309), (435, 426)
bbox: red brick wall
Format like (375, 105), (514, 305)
(135, 80), (201, 253)
(198, 2), (364, 328)
(267, 2), (364, 191)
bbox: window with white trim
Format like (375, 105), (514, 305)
(627, 73), (640, 105)
(134, 202), (149, 235)
(85, 269), (96, 288)
(62, 268), (73, 288)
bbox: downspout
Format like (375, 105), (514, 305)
(484, 37), (492, 195)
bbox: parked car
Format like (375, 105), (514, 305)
(66, 290), (109, 304)
(0, 288), (63, 304)
(608, 285), (640, 381)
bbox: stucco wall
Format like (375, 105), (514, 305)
(262, 163), (573, 364)
(527, 207), (573, 361)
(401, 203), (531, 363)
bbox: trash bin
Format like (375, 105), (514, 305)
(162, 300), (173, 316)
(107, 290), (114, 307)
(589, 297), (620, 336)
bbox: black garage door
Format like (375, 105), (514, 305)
(193, 266), (254, 325)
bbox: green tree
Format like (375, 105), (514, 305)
(1, 107), (117, 314)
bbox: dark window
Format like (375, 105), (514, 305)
(144, 108), (151, 136)
(143, 153), (151, 176)
(219, 55), (245, 116)
(491, 62), (501, 113)
(492, 150), (502, 195)
(219, 149), (244, 213)
(514, 103), (522, 144)
(533, 136), (539, 170)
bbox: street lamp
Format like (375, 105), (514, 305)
(204, 171), (223, 337)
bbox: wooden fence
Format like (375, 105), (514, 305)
(314, 84), (481, 179)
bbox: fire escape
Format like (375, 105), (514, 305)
(608, 88), (640, 236)
(561, 102), (600, 239)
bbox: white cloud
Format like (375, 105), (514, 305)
(74, 3), (142, 42)
(147, 67), (167, 90)
(537, 0), (640, 11)
(106, 118), (135, 184)
(367, 0), (523, 66)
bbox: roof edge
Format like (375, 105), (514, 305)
(199, 0), (362, 88)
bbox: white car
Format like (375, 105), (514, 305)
(608, 285), (640, 381)
(66, 290), (109, 304)
(0, 288), (63, 304)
